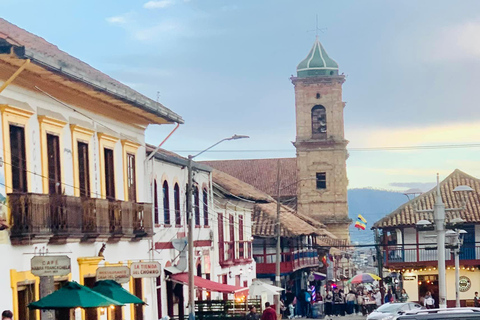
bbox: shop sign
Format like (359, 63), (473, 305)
(459, 276), (471, 292)
(403, 276), (416, 281)
(31, 255), (71, 276)
(131, 262), (161, 278)
(96, 266), (130, 283)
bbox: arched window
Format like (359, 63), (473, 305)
(154, 180), (159, 225)
(174, 183), (181, 226)
(163, 181), (170, 225)
(311, 105), (327, 139)
(194, 187), (200, 226)
(203, 188), (209, 226)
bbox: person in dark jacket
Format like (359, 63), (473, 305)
(246, 306), (260, 320)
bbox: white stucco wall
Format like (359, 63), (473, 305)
(0, 83), (153, 319)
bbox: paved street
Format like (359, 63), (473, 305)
(300, 315), (367, 320)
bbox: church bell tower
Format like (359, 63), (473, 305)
(292, 38), (351, 241)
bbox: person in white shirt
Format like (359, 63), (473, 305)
(424, 291), (435, 309)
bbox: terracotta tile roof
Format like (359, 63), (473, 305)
(211, 168), (334, 238)
(201, 158), (297, 198)
(374, 169), (480, 228)
(212, 169), (274, 203)
(253, 203), (329, 239)
(0, 18), (183, 124)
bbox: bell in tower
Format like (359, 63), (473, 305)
(292, 38), (351, 241)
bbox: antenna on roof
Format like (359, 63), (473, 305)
(157, 91), (160, 102)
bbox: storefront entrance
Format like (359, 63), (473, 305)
(418, 275), (439, 308)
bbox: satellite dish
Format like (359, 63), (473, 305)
(172, 238), (187, 252)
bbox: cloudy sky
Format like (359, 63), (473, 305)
(2, 0), (480, 191)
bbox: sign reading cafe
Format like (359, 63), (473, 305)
(31, 255), (71, 276)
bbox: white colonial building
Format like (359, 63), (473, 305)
(0, 18), (183, 320)
(146, 148), (256, 319)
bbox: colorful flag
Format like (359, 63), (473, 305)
(355, 221), (366, 230)
(357, 214), (367, 223)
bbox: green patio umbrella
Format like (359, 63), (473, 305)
(29, 281), (124, 309)
(92, 280), (145, 305)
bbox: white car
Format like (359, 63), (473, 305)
(367, 302), (424, 320)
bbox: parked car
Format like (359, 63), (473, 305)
(397, 307), (480, 320)
(367, 302), (424, 320)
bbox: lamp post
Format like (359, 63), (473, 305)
(415, 175), (472, 309)
(186, 134), (249, 320)
(446, 227), (467, 307)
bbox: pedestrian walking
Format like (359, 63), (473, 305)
(333, 288), (342, 316)
(424, 291), (435, 309)
(246, 306), (260, 320)
(356, 291), (364, 315)
(261, 302), (277, 320)
(399, 289), (409, 303)
(475, 292), (480, 307)
(1, 311), (12, 320)
(346, 290), (356, 315)
(324, 289), (333, 316)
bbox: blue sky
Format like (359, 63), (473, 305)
(2, 0), (480, 190)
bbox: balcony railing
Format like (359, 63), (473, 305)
(9, 192), (153, 245)
(384, 245), (480, 266)
(219, 240), (253, 267)
(253, 248), (318, 274)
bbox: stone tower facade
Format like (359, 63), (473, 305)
(292, 39), (351, 241)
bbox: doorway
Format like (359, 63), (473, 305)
(418, 275), (439, 308)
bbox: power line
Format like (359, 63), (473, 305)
(170, 142), (480, 154)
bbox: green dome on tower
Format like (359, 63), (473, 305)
(296, 38), (339, 77)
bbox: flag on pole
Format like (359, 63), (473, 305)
(354, 221), (366, 230)
(357, 214), (367, 223)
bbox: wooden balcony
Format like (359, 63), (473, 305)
(9, 193), (153, 245)
(384, 244), (480, 268)
(253, 248), (319, 275)
(219, 240), (253, 267)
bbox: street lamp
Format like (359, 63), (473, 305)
(415, 174), (473, 309)
(186, 134), (249, 320)
(446, 225), (467, 308)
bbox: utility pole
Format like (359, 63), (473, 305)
(374, 229), (384, 302)
(433, 175), (447, 309)
(185, 135), (249, 320)
(275, 160), (281, 314)
(187, 156), (195, 320)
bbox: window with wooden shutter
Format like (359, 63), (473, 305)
(9, 124), (27, 193)
(77, 141), (90, 197)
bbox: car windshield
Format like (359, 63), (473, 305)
(376, 304), (405, 313)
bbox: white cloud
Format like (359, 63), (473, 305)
(347, 120), (480, 149)
(143, 0), (174, 9)
(106, 15), (128, 24)
(420, 20), (480, 62)
(133, 21), (181, 41)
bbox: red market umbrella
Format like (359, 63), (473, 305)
(347, 273), (381, 284)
